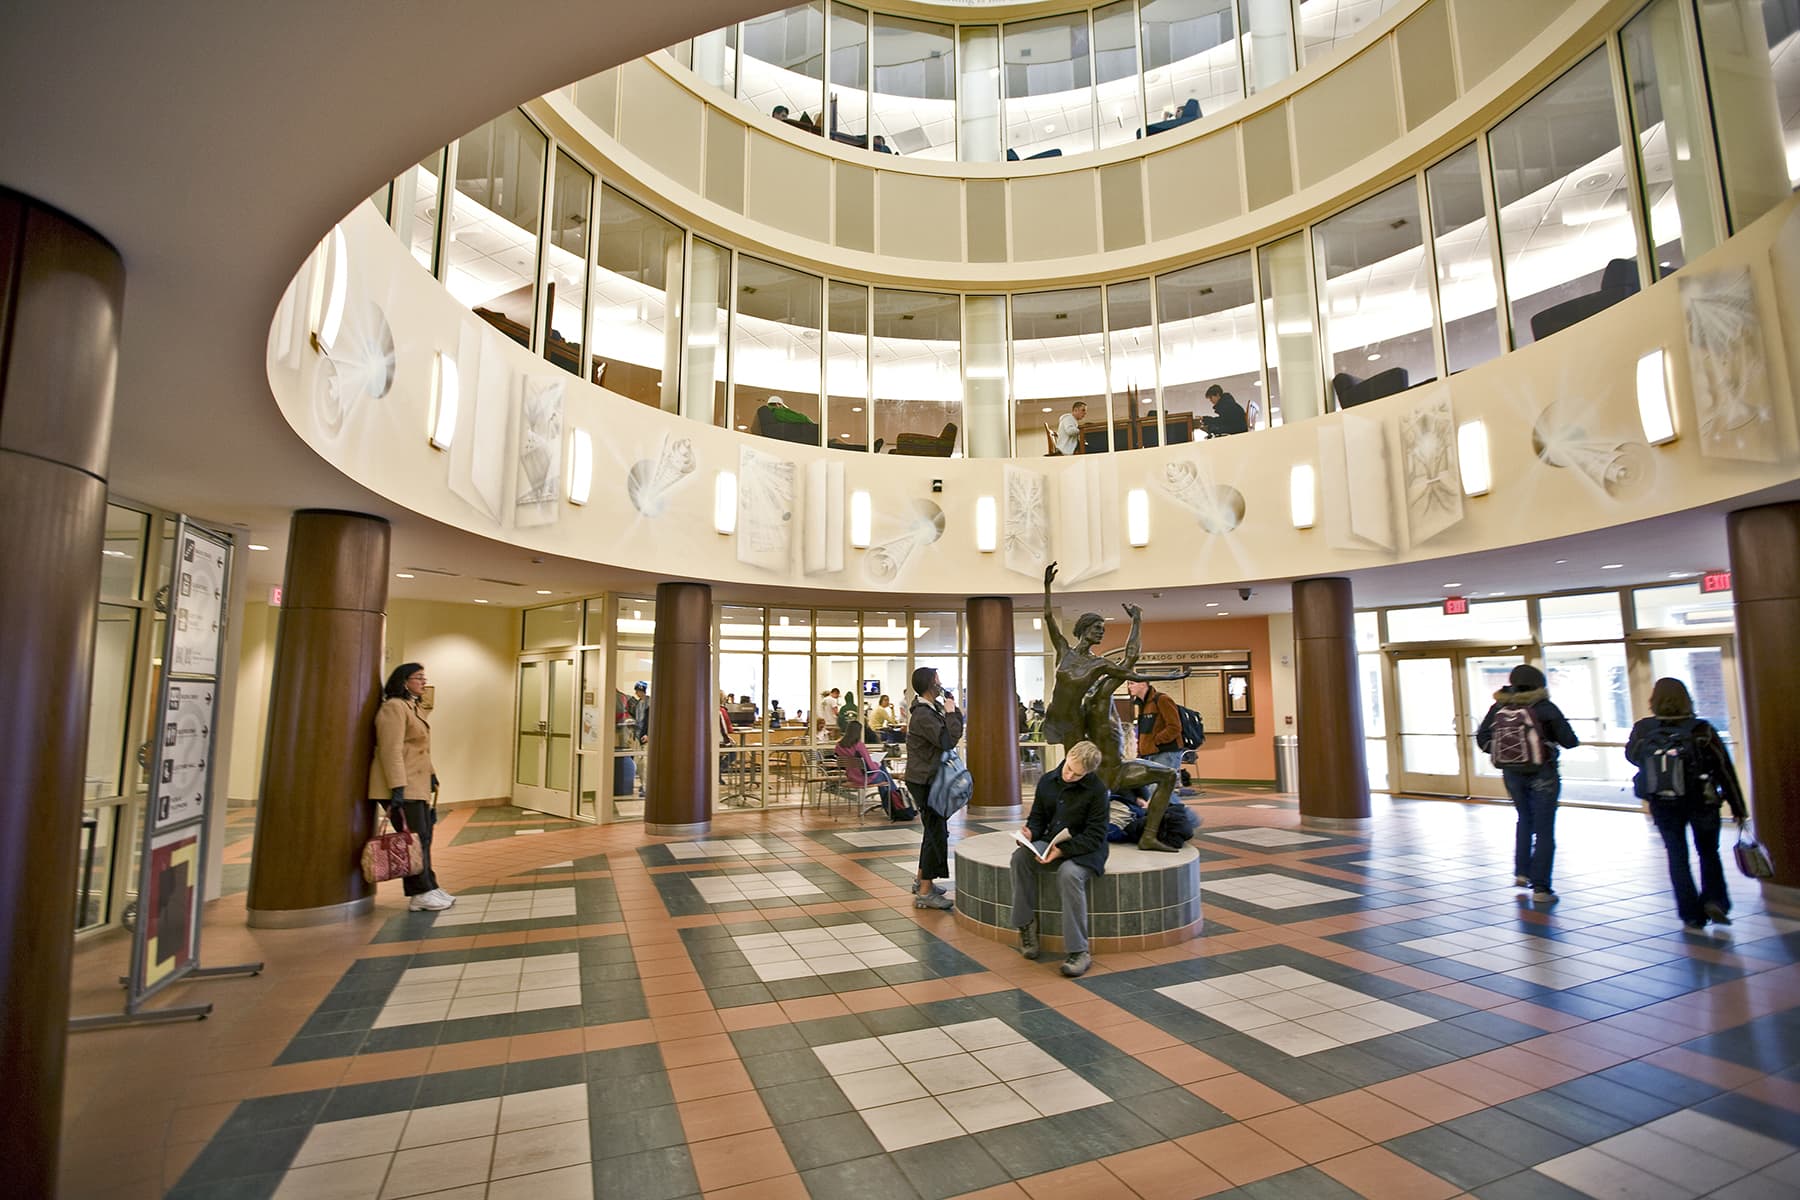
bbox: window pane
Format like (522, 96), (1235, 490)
(592, 186), (683, 411)
(826, 282), (871, 450)
(1158, 253), (1261, 436)
(1490, 51), (1641, 346)
(87, 604), (138, 799)
(448, 110), (546, 348)
(1427, 144), (1503, 374)
(959, 25), (1002, 162)
(734, 256), (822, 443)
(1386, 600), (1530, 642)
(1357, 650), (1384, 733)
(964, 295), (1010, 457)
(1622, 0), (1719, 278)
(101, 504), (148, 601)
(1239, 0), (1297, 94)
(617, 596), (656, 643)
(1633, 582), (1736, 631)
(1314, 179), (1435, 407)
(1094, 1), (1143, 149)
(1013, 287), (1106, 455)
(395, 149), (444, 274)
(547, 151), (593, 379)
(1141, 0), (1239, 130)
(873, 289), (960, 454)
(523, 602), (582, 651)
(742, 4), (826, 132)
(829, 3), (869, 142)
(693, 25), (737, 95)
(873, 14), (957, 159)
(1298, 0), (1404, 65)
(1539, 592), (1624, 642)
(1695, 0), (1795, 227)
(1110, 281), (1168, 443)
(1354, 610), (1379, 651)
(1647, 645), (1733, 737)
(1260, 233), (1322, 425)
(684, 238), (731, 426)
(1545, 642), (1636, 804)
(1004, 14), (1094, 159)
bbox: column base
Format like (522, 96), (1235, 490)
(246, 895), (373, 928)
(1300, 814), (1373, 831)
(966, 804), (1023, 820)
(646, 819), (711, 838)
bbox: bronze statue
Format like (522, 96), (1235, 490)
(1042, 563), (1189, 851)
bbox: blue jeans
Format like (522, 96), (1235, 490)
(1650, 800), (1728, 923)
(1505, 769), (1559, 890)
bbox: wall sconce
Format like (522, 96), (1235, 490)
(849, 490), (872, 548)
(1289, 464), (1315, 529)
(567, 428), (593, 505)
(1457, 419), (1492, 496)
(1126, 488), (1150, 547)
(714, 471), (737, 534)
(307, 225), (349, 353)
(1636, 349), (1677, 445)
(975, 495), (998, 553)
(427, 351), (458, 450)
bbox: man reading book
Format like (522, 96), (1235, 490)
(1012, 740), (1110, 977)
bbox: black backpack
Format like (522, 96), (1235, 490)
(1635, 718), (1701, 800)
(1176, 705), (1206, 750)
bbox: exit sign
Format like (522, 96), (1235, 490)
(269, 585), (283, 607)
(1701, 571), (1732, 594)
(1443, 596), (1469, 615)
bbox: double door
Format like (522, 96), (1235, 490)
(514, 653), (575, 817)
(1392, 650), (1518, 799)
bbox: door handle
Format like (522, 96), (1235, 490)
(537, 720), (549, 733)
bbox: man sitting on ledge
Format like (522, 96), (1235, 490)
(1013, 739), (1109, 978)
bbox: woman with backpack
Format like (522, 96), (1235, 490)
(1626, 677), (1747, 931)
(835, 721), (911, 822)
(1475, 663), (1580, 903)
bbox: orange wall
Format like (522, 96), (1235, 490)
(1120, 616), (1276, 783)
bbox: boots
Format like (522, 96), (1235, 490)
(1018, 921), (1040, 960)
(1138, 789), (1179, 852)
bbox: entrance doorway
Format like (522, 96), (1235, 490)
(514, 653), (575, 816)
(1392, 649), (1518, 798)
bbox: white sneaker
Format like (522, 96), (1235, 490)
(429, 887), (456, 905)
(408, 892), (452, 912)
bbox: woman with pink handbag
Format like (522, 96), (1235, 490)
(368, 663), (454, 911)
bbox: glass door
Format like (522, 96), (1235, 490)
(1459, 653), (1517, 801)
(514, 653), (575, 817)
(1393, 649), (1521, 798)
(1636, 636), (1741, 785)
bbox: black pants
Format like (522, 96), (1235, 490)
(1650, 799), (1728, 923)
(911, 782), (949, 882)
(393, 799), (440, 896)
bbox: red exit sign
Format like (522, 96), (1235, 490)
(1701, 571), (1732, 594)
(1443, 596), (1469, 615)
(269, 585), (283, 607)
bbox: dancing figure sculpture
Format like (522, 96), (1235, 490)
(1041, 563), (1189, 851)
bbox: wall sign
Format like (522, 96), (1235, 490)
(1701, 571), (1733, 594)
(1443, 596), (1469, 615)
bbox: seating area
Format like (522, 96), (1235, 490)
(752, 402), (820, 445)
(889, 420), (958, 456)
(1331, 366), (1412, 409)
(1529, 257), (1642, 342)
(1138, 96), (1201, 138)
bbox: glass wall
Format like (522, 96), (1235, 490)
(1490, 50), (1642, 347)
(1313, 179), (1435, 406)
(1094, 1), (1144, 149)
(546, 151), (593, 378)
(873, 288), (961, 453)
(826, 282), (871, 447)
(1426, 145), (1503, 374)
(830, 3), (870, 141)
(734, 256), (823, 440)
(1696, 0), (1797, 229)
(740, 4), (826, 129)
(1013, 287), (1106, 455)
(684, 238), (732, 427)
(1240, 0), (1298, 94)
(1142, 0), (1239, 128)
(1260, 233), (1321, 425)
(1004, 13), (1094, 159)
(446, 109), (547, 346)
(873, 13), (958, 159)
(591, 185), (682, 410)
(964, 294), (1011, 457)
(1107, 281), (1163, 440)
(1298, 0), (1406, 64)
(1158, 253), (1261, 435)
(1621, 0), (1720, 278)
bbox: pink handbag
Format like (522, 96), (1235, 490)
(362, 807), (424, 883)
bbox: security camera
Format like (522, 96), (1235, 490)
(1238, 587), (1253, 601)
(931, 479), (943, 494)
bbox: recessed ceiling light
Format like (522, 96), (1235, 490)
(1042, 407), (1052, 413)
(473, 598), (490, 604)
(248, 543), (270, 552)
(395, 572), (415, 579)
(736, 424), (748, 430)
(1488, 591), (1507, 596)
(536, 589), (553, 595)
(851, 406), (863, 413)
(1667, 570), (1695, 579)
(1367, 353), (1381, 362)
(1601, 563), (1623, 569)
(1216, 611), (1229, 616)
(102, 549), (127, 558)
(1443, 583), (1461, 588)
(1554, 559), (1568, 565)
(1205, 601), (1219, 607)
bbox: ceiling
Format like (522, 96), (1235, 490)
(2, 0), (1787, 629)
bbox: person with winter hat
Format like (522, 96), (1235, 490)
(1475, 663), (1579, 903)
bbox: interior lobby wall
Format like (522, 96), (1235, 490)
(381, 600), (518, 807)
(1266, 610), (1298, 739)
(1137, 616), (1277, 782)
(226, 601), (281, 803)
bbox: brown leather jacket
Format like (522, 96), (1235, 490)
(1135, 686), (1181, 757)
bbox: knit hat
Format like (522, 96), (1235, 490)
(1508, 664), (1546, 690)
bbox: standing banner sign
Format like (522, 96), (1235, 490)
(71, 517), (261, 1030)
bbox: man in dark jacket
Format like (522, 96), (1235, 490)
(1012, 740), (1109, 978)
(1199, 384), (1249, 437)
(905, 666), (963, 910)
(1475, 663), (1579, 903)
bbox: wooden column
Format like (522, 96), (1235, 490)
(646, 581), (712, 836)
(967, 597), (1022, 816)
(246, 511), (390, 926)
(1728, 502), (1800, 890)
(1293, 577), (1370, 825)
(0, 189), (125, 1199)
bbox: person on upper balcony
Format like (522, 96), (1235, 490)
(1200, 385), (1248, 437)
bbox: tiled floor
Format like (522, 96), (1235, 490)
(60, 789), (1800, 1200)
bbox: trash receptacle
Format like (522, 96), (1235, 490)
(1274, 734), (1299, 792)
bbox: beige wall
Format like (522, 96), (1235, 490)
(1266, 611), (1297, 739)
(225, 600), (281, 802)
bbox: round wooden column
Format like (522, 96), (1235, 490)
(0, 189), (124, 1199)
(1293, 577), (1371, 826)
(967, 597), (1022, 817)
(1728, 502), (1800, 891)
(646, 581), (713, 837)
(246, 511), (390, 926)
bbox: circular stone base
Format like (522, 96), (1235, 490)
(952, 831), (1202, 955)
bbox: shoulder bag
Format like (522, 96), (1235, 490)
(362, 805), (424, 883)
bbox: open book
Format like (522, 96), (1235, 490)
(1013, 827), (1073, 864)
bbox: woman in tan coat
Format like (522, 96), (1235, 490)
(370, 662), (453, 910)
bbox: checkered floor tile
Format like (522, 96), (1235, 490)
(733, 923), (916, 982)
(833, 828), (925, 848)
(1158, 966), (1432, 1056)
(429, 888), (577, 927)
(1203, 827), (1327, 847)
(1204, 872), (1360, 908)
(1535, 1109), (1798, 1198)
(690, 870), (823, 905)
(370, 953), (582, 1028)
(1398, 927), (1680, 990)
(666, 837), (782, 860)
(813, 1017), (1110, 1151)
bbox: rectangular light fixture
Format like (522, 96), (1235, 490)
(849, 489), (872, 548)
(1289, 464), (1315, 529)
(567, 428), (593, 505)
(714, 471), (737, 534)
(428, 352), (458, 450)
(1126, 488), (1150, 547)
(975, 495), (998, 553)
(1636, 349), (1677, 445)
(1457, 419), (1492, 496)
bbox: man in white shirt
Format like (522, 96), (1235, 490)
(1054, 401), (1087, 456)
